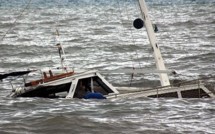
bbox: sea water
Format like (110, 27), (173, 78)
(0, 0), (214, 133)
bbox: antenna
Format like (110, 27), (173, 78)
(55, 29), (70, 72)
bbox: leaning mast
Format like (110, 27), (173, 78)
(138, 0), (170, 86)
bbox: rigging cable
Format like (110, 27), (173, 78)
(116, 0), (145, 86)
(0, 0), (32, 42)
(136, 0), (163, 83)
(117, 0), (143, 69)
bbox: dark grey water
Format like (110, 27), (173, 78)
(0, 98), (215, 134)
(0, 0), (215, 133)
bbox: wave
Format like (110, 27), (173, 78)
(178, 52), (215, 61)
(1, 0), (215, 8)
(170, 20), (199, 27)
(146, 0), (215, 5)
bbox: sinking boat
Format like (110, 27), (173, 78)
(8, 70), (118, 99)
(2, 0), (215, 99)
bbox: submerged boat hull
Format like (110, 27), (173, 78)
(9, 70), (119, 99)
(113, 83), (215, 99)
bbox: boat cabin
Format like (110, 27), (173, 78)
(9, 70), (119, 99)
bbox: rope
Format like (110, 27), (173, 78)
(116, 0), (145, 86)
(124, 0), (143, 69)
(0, 0), (32, 42)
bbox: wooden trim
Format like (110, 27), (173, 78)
(25, 71), (75, 87)
(43, 71), (74, 83)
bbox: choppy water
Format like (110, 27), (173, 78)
(0, 98), (215, 134)
(0, 0), (215, 133)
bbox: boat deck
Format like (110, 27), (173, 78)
(115, 83), (215, 98)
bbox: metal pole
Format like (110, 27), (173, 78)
(138, 0), (170, 86)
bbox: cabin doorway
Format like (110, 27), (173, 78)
(73, 76), (113, 99)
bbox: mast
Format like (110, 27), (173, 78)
(55, 29), (70, 72)
(138, 0), (170, 86)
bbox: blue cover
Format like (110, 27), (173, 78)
(84, 92), (106, 99)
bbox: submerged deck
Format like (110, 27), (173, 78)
(115, 82), (215, 99)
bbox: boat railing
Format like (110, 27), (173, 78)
(122, 76), (215, 96)
(24, 69), (75, 87)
